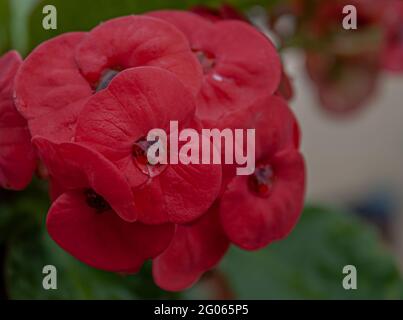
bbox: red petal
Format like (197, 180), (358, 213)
(220, 150), (305, 250)
(47, 191), (174, 273)
(75, 15), (202, 96)
(14, 33), (92, 142)
(133, 155), (222, 224)
(0, 51), (36, 190)
(149, 10), (212, 40)
(153, 204), (229, 291)
(32, 137), (137, 222)
(242, 95), (300, 154)
(149, 11), (281, 123)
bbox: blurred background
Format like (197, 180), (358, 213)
(1, 0), (403, 299)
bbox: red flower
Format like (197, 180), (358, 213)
(191, 6), (297, 104)
(0, 51), (36, 190)
(220, 95), (305, 250)
(75, 67), (222, 225)
(33, 137), (174, 272)
(153, 203), (229, 291)
(33, 137), (137, 222)
(75, 15), (202, 95)
(15, 16), (202, 142)
(148, 10), (281, 125)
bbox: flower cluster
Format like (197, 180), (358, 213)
(0, 10), (305, 291)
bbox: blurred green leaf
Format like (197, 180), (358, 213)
(4, 213), (178, 299)
(26, 0), (276, 52)
(0, 180), (49, 243)
(0, 0), (10, 54)
(27, 0), (194, 51)
(216, 206), (403, 299)
(9, 0), (38, 55)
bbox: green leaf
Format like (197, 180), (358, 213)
(217, 206), (403, 299)
(0, 0), (10, 54)
(27, 0), (192, 51)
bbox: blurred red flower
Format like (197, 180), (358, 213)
(191, 3), (247, 22)
(286, 0), (384, 115)
(305, 51), (380, 115)
(381, 0), (403, 72)
(0, 51), (36, 190)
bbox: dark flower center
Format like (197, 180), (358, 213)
(248, 164), (274, 197)
(84, 189), (111, 213)
(95, 69), (120, 92)
(193, 50), (216, 74)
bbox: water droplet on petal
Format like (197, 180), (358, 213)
(132, 137), (166, 177)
